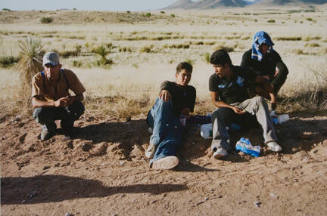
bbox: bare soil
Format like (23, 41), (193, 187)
(1, 111), (327, 216)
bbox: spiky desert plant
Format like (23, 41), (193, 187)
(16, 37), (43, 107)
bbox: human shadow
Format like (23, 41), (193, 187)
(175, 157), (219, 172)
(73, 119), (149, 159)
(275, 117), (327, 154)
(1, 175), (188, 205)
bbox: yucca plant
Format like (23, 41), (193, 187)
(16, 37), (43, 107)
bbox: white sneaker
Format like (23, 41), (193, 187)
(267, 141), (282, 152)
(211, 140), (228, 159)
(151, 156), (179, 170)
(213, 147), (228, 159)
(145, 143), (156, 159)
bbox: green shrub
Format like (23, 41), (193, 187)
(0, 56), (20, 67)
(2, 8), (11, 11)
(72, 60), (82, 67)
(160, 11), (165, 14)
(267, 19), (275, 23)
(170, 14), (175, 18)
(275, 36), (302, 41)
(145, 12), (151, 17)
(204, 52), (210, 64)
(40, 17), (53, 24)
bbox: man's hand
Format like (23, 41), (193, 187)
(256, 75), (270, 84)
(181, 108), (191, 117)
(231, 106), (246, 115)
(54, 96), (71, 107)
(159, 90), (171, 102)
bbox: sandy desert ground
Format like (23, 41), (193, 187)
(0, 5), (327, 216)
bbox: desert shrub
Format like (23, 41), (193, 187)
(305, 43), (320, 47)
(72, 60), (82, 67)
(204, 52), (210, 64)
(126, 11), (131, 14)
(119, 47), (132, 52)
(145, 12), (151, 17)
(185, 59), (194, 65)
(170, 14), (175, 18)
(0, 56), (20, 67)
(92, 45), (113, 66)
(303, 36), (321, 41)
(306, 18), (314, 22)
(204, 41), (216, 46)
(160, 11), (165, 14)
(2, 8), (11, 11)
(16, 37), (43, 107)
(267, 19), (275, 23)
(60, 45), (82, 58)
(213, 45), (234, 52)
(40, 17), (53, 24)
(140, 45), (154, 53)
(275, 36), (302, 41)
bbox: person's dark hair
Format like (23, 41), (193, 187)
(176, 62), (193, 74)
(210, 49), (232, 66)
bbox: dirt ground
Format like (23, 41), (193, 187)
(1, 110), (327, 216)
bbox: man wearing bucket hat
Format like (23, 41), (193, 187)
(241, 31), (289, 110)
(31, 51), (86, 140)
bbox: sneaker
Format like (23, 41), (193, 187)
(213, 147), (228, 159)
(40, 128), (55, 141)
(267, 141), (282, 152)
(211, 140), (228, 159)
(145, 143), (156, 159)
(151, 156), (179, 170)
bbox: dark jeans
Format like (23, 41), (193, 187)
(33, 101), (85, 132)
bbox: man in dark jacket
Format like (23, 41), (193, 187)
(146, 62), (196, 169)
(209, 49), (282, 159)
(241, 31), (288, 110)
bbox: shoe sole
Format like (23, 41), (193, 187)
(213, 152), (227, 159)
(152, 156), (179, 170)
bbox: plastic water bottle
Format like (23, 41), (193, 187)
(200, 123), (212, 139)
(235, 137), (261, 157)
(270, 111), (289, 125)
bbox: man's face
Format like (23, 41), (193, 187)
(44, 64), (61, 81)
(176, 69), (192, 86)
(259, 43), (269, 55)
(213, 63), (229, 78)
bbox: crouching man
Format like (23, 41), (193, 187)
(32, 51), (86, 140)
(208, 49), (282, 159)
(146, 62), (196, 170)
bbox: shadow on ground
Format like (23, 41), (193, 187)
(1, 175), (188, 205)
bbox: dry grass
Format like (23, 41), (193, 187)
(0, 7), (326, 117)
(16, 37), (43, 109)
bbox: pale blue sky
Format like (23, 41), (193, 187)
(0, 0), (177, 11)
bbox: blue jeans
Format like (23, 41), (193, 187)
(33, 101), (85, 132)
(146, 99), (183, 161)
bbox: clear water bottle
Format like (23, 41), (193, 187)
(200, 123), (212, 139)
(235, 137), (261, 157)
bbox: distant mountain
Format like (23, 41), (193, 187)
(165, 0), (327, 9)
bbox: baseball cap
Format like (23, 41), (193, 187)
(43, 52), (60, 66)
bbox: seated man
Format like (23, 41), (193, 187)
(209, 49), (282, 159)
(241, 31), (289, 110)
(32, 51), (86, 141)
(146, 62), (196, 170)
